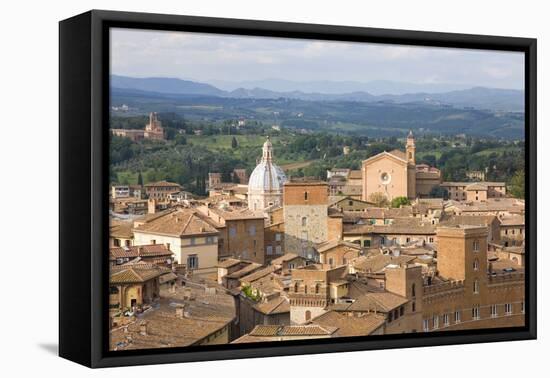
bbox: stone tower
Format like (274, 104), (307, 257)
(406, 130), (416, 165)
(283, 181), (328, 260)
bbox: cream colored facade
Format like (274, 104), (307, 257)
(133, 231), (218, 270)
(361, 132), (440, 202)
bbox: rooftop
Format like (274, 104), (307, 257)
(310, 310), (386, 337)
(133, 208), (219, 237)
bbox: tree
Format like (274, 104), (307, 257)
(231, 136), (238, 149)
(137, 172), (143, 186)
(391, 196), (411, 208)
(175, 134), (187, 145)
(509, 169), (525, 198)
(368, 192), (389, 207)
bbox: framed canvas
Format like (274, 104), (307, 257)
(59, 10), (536, 368)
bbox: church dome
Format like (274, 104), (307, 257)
(248, 137), (287, 193)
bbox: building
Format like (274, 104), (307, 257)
(422, 225), (525, 331)
(196, 205), (266, 264)
(283, 181), (329, 259)
(232, 324), (337, 343)
(109, 263), (168, 312)
(289, 264), (348, 324)
(111, 112), (165, 141)
(499, 215), (525, 247)
(466, 170), (486, 181)
(110, 220), (134, 247)
(133, 208), (219, 271)
(144, 181), (182, 201)
(247, 137), (288, 211)
(441, 181), (506, 201)
(317, 239), (364, 268)
(208, 173), (222, 188)
(232, 168), (249, 184)
(361, 131), (441, 202)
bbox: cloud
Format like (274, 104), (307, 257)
(110, 28), (524, 89)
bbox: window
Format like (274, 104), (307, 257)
(406, 237), (411, 243)
(363, 239), (371, 247)
(328, 258), (334, 266)
(521, 301), (525, 313)
(125, 239), (131, 247)
(288, 263), (295, 270)
(304, 191), (308, 201)
(275, 245), (282, 255)
(443, 313), (450, 326)
(412, 283), (416, 297)
(388, 312), (393, 322)
(473, 280), (479, 294)
(473, 240), (480, 252)
(505, 303), (512, 315)
(229, 227), (237, 237)
(490, 304), (498, 317)
(275, 233), (282, 242)
(249, 225), (256, 236)
(294, 282), (299, 292)
(315, 284), (320, 294)
(348, 200), (353, 206)
(412, 302), (416, 312)
(305, 310), (311, 321)
(472, 305), (480, 320)
(266, 246), (273, 255)
(423, 319), (429, 331)
(253, 239), (257, 248)
(301, 217), (308, 227)
(433, 315), (439, 329)
(151, 239), (156, 245)
(400, 306), (405, 316)
(113, 239), (121, 247)
(190, 237), (196, 246)
(429, 237), (434, 243)
(166, 242), (171, 250)
(473, 259), (479, 271)
(187, 255), (199, 270)
(455, 311), (461, 323)
(304, 285), (308, 294)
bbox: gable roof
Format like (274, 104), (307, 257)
(362, 150), (408, 166)
(133, 209), (218, 237)
(310, 310), (386, 337)
(110, 244), (173, 261)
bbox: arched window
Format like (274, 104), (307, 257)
(305, 310), (312, 321)
(302, 217), (308, 227)
(411, 283), (416, 297)
(315, 283), (320, 294)
(473, 259), (479, 271)
(294, 282), (299, 293)
(473, 280), (479, 294)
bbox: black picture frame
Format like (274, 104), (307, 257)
(59, 9), (537, 368)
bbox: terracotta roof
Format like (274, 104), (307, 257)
(110, 265), (166, 284)
(253, 296), (290, 315)
(133, 209), (218, 237)
(316, 239), (363, 254)
(110, 221), (134, 239)
(270, 253), (303, 266)
(240, 265), (280, 284)
(249, 324), (337, 337)
(345, 292), (408, 313)
(110, 244), (173, 261)
(352, 254), (415, 273)
(310, 311), (386, 337)
(500, 215), (525, 226)
(144, 180), (182, 188)
(225, 263), (262, 279)
(110, 285), (235, 350)
(344, 219), (436, 235)
(441, 181), (505, 187)
(217, 258), (242, 269)
(440, 214), (498, 227)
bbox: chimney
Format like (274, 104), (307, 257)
(148, 198), (156, 214)
(139, 321), (148, 336)
(175, 304), (185, 319)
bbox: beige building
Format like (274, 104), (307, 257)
(133, 208), (219, 271)
(144, 181), (182, 201)
(441, 181), (506, 202)
(361, 131), (440, 202)
(111, 112), (165, 141)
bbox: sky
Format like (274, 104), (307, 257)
(110, 28), (524, 91)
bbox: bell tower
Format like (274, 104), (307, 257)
(406, 130), (416, 165)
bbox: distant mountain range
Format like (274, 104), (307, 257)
(111, 75), (524, 112)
